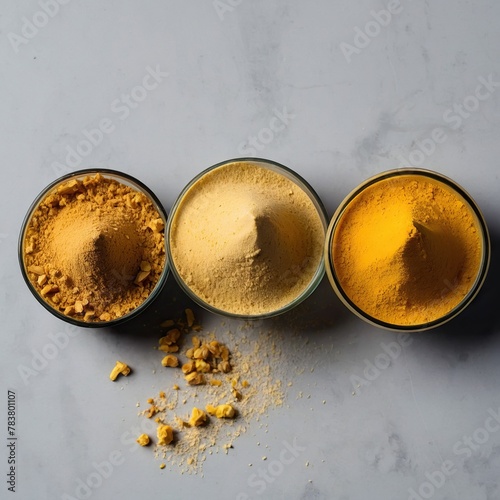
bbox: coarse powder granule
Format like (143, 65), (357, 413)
(169, 162), (326, 315)
(23, 173), (165, 322)
(332, 175), (483, 326)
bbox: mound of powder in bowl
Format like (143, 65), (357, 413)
(331, 174), (484, 326)
(23, 173), (166, 322)
(169, 161), (326, 316)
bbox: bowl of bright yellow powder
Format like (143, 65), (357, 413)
(19, 169), (168, 327)
(167, 158), (328, 318)
(325, 168), (490, 331)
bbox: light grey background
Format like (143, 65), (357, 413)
(1, 1), (499, 499)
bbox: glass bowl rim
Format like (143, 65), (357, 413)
(18, 168), (169, 328)
(324, 167), (491, 332)
(166, 156), (329, 320)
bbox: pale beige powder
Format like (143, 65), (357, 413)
(169, 162), (326, 315)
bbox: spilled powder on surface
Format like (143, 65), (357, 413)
(136, 311), (289, 475)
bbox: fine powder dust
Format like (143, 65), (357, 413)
(332, 175), (483, 326)
(23, 174), (166, 321)
(169, 162), (326, 315)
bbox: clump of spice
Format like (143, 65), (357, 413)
(331, 174), (484, 326)
(136, 434), (150, 446)
(169, 161), (326, 316)
(109, 360), (131, 381)
(23, 173), (166, 322)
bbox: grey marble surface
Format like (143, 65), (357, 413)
(1, 1), (500, 499)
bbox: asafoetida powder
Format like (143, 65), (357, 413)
(169, 162), (326, 315)
(332, 175), (483, 326)
(23, 173), (165, 322)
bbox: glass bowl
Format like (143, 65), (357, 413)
(166, 157), (329, 320)
(19, 168), (169, 328)
(324, 168), (490, 332)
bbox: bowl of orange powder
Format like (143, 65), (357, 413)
(19, 169), (168, 327)
(324, 168), (490, 331)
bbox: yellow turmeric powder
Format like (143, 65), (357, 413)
(331, 174), (484, 326)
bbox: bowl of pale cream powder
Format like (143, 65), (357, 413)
(166, 158), (328, 319)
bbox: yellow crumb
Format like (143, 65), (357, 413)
(109, 361), (131, 381)
(206, 403), (236, 419)
(136, 434), (150, 446)
(185, 372), (205, 385)
(157, 424), (174, 446)
(145, 405), (159, 418)
(161, 354), (179, 367)
(189, 407), (208, 427)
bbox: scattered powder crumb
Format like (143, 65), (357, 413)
(120, 302), (336, 475)
(109, 361), (131, 381)
(134, 309), (288, 474)
(136, 434), (150, 447)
